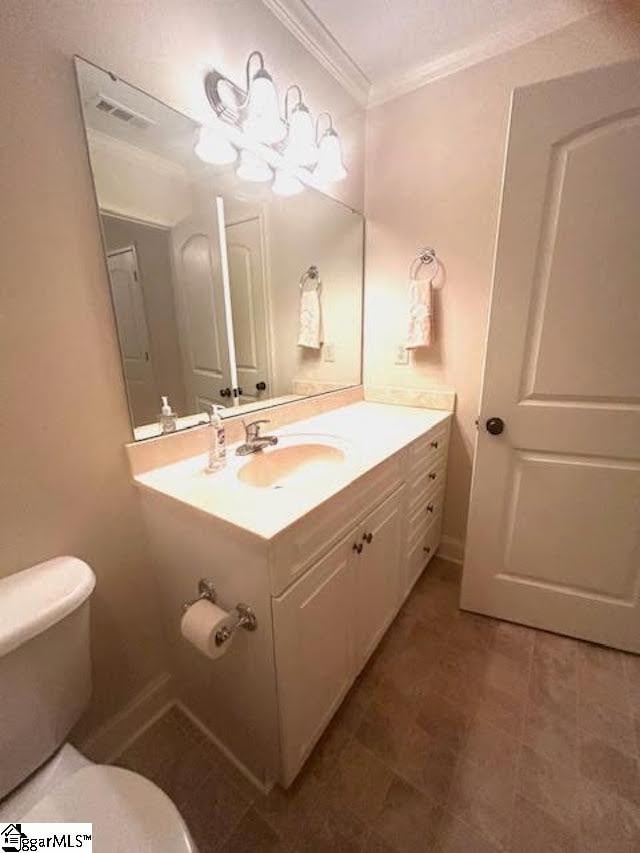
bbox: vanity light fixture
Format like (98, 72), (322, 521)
(272, 168), (304, 197)
(202, 51), (347, 193)
(242, 51), (287, 145)
(236, 148), (273, 182)
(314, 113), (347, 184)
(194, 123), (237, 165)
(283, 85), (318, 168)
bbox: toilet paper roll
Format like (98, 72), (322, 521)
(181, 599), (236, 660)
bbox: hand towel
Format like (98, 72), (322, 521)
(406, 277), (433, 349)
(298, 287), (323, 349)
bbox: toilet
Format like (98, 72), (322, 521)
(0, 556), (196, 852)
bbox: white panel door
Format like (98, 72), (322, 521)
(462, 60), (640, 652)
(106, 247), (157, 426)
(225, 216), (271, 404)
(171, 203), (233, 413)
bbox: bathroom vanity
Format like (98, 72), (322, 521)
(132, 400), (451, 788)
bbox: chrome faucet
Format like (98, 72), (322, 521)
(235, 419), (279, 456)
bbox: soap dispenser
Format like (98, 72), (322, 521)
(159, 396), (177, 434)
(206, 404), (226, 473)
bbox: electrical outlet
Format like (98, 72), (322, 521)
(395, 344), (409, 365)
(323, 342), (335, 362)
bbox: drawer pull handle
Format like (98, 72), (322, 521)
(353, 542), (363, 554)
(423, 545), (431, 554)
(430, 440), (439, 449)
(428, 472), (437, 480)
(427, 504), (434, 513)
(362, 532), (373, 544)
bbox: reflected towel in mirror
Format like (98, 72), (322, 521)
(298, 287), (323, 349)
(406, 277), (433, 349)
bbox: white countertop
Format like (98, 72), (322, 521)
(134, 402), (450, 541)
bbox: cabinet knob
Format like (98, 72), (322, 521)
(362, 532), (373, 544)
(428, 472), (437, 480)
(423, 545), (431, 554)
(220, 387), (231, 398)
(352, 542), (363, 554)
(430, 440), (439, 449)
(426, 503), (434, 513)
(256, 381), (267, 392)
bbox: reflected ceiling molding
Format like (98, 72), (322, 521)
(260, 0), (371, 107)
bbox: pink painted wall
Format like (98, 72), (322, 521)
(0, 0), (365, 739)
(364, 7), (640, 553)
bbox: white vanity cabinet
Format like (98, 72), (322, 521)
(272, 533), (356, 785)
(403, 419), (450, 596)
(273, 485), (406, 783)
(133, 402), (452, 790)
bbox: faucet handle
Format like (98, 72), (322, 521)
(244, 419), (270, 441)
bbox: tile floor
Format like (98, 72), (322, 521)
(117, 557), (640, 852)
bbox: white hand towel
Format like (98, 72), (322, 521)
(298, 287), (323, 349)
(406, 277), (433, 349)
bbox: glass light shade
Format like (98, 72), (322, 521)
(272, 169), (304, 197)
(243, 69), (286, 144)
(284, 104), (318, 167)
(194, 124), (237, 165)
(236, 149), (273, 182)
(314, 129), (347, 183)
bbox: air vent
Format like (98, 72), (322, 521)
(91, 94), (155, 130)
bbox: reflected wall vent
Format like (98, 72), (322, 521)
(91, 94), (155, 130)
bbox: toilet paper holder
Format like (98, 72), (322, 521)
(182, 578), (257, 646)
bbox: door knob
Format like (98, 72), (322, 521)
(256, 381), (267, 392)
(486, 417), (505, 436)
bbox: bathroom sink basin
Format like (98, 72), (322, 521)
(237, 439), (347, 489)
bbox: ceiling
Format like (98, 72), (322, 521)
(263, 0), (605, 105)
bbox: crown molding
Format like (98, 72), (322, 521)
(261, 0), (371, 107)
(368, 5), (603, 107)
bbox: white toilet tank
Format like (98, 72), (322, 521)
(0, 556), (96, 799)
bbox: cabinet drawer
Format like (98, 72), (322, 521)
(408, 421), (450, 477)
(409, 452), (448, 514)
(407, 484), (445, 545)
(270, 454), (403, 595)
(405, 513), (442, 596)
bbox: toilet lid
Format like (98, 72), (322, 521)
(21, 765), (196, 852)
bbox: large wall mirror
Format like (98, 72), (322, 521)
(74, 58), (364, 440)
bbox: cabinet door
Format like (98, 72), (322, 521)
(273, 533), (356, 785)
(355, 487), (405, 668)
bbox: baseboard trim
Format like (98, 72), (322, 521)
(176, 702), (270, 795)
(79, 672), (174, 763)
(438, 535), (465, 565)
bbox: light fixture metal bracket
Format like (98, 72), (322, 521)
(204, 70), (247, 125)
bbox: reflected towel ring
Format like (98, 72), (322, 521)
(299, 265), (321, 291)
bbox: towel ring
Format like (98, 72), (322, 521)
(299, 265), (321, 291)
(409, 247), (442, 287)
